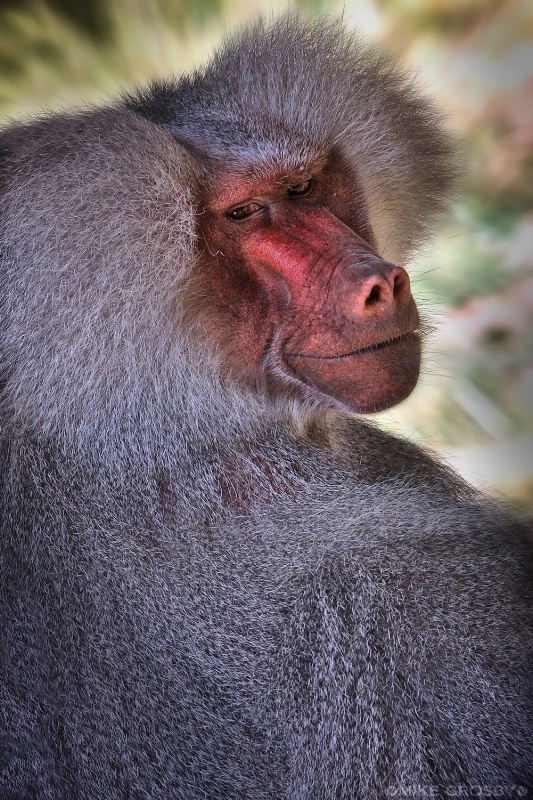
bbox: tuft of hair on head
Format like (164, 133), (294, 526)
(128, 13), (459, 264)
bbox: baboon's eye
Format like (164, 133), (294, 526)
(287, 179), (313, 198)
(227, 202), (263, 221)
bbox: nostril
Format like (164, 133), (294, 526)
(390, 267), (410, 302)
(365, 283), (382, 307)
(393, 273), (404, 299)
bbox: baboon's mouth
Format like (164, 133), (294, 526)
(282, 329), (422, 413)
(285, 330), (419, 361)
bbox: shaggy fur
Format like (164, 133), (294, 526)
(0, 15), (531, 800)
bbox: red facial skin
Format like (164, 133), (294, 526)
(198, 154), (420, 414)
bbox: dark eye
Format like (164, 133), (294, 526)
(227, 202), (263, 221)
(287, 179), (313, 198)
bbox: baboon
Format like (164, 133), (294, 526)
(0, 14), (531, 800)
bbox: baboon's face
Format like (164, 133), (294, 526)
(196, 150), (420, 414)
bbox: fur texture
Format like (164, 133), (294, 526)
(0, 14), (531, 800)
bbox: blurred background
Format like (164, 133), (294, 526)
(0, 0), (531, 509)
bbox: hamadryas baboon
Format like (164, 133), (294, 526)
(0, 14), (531, 800)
